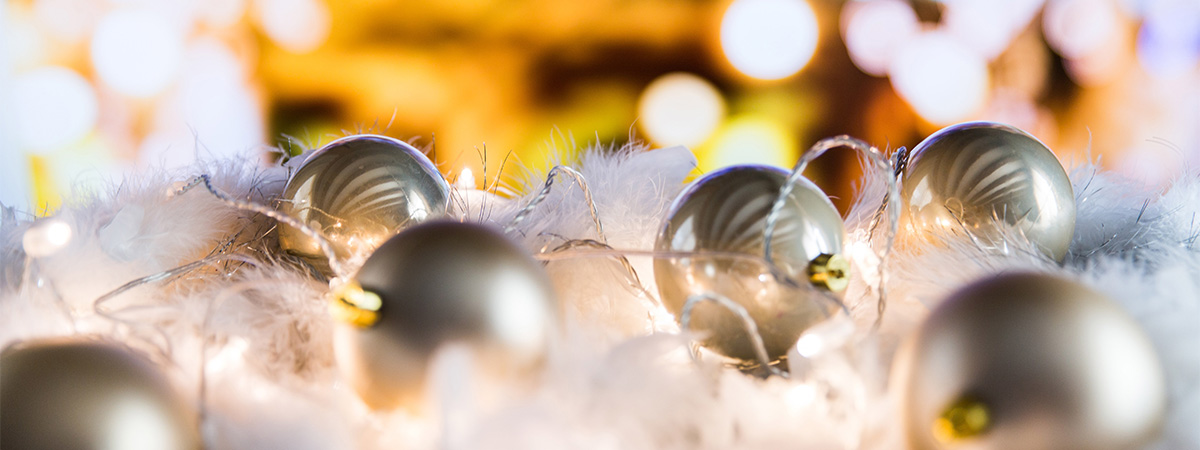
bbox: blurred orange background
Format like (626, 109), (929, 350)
(2, 0), (1198, 214)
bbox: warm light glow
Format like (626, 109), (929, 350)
(13, 66), (98, 151)
(490, 270), (550, 354)
(720, 0), (819, 80)
(22, 218), (73, 257)
(784, 383), (817, 411)
(106, 396), (184, 450)
(704, 116), (796, 171)
(842, 0), (919, 76)
(256, 0), (331, 54)
(794, 332), (825, 358)
(457, 167), (477, 189)
(1043, 0), (1120, 60)
(637, 72), (726, 148)
(890, 31), (989, 125)
(91, 9), (185, 97)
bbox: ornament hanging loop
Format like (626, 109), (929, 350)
(505, 165), (607, 243)
(762, 136), (901, 327)
(680, 291), (787, 378)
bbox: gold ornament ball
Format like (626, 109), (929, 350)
(1, 339), (200, 450)
(278, 134), (450, 274)
(893, 273), (1166, 450)
(901, 122), (1075, 261)
(331, 220), (558, 410)
(654, 165), (847, 362)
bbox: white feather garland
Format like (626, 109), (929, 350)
(0, 140), (1197, 449)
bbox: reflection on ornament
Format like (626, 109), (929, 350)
(332, 221), (557, 410)
(277, 135), (450, 274)
(0, 339), (199, 450)
(893, 273), (1166, 450)
(901, 122), (1075, 261)
(654, 165), (846, 362)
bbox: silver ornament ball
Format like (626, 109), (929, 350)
(893, 272), (1166, 450)
(654, 165), (847, 363)
(1, 339), (200, 450)
(331, 220), (558, 410)
(901, 122), (1075, 261)
(278, 134), (450, 274)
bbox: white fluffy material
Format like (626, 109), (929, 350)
(1, 140), (1198, 449)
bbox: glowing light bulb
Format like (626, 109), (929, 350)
(720, 0), (819, 80)
(457, 167), (477, 189)
(22, 218), (73, 258)
(13, 66), (98, 151)
(889, 31), (989, 125)
(91, 9), (185, 97)
(637, 73), (726, 147)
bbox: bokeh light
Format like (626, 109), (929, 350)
(703, 115), (796, 171)
(1043, 0), (1121, 60)
(637, 73), (726, 148)
(33, 0), (103, 43)
(256, 0), (331, 54)
(841, 0), (919, 77)
(13, 66), (98, 152)
(720, 0), (819, 80)
(942, 0), (1043, 60)
(91, 9), (185, 97)
(890, 31), (990, 125)
(1136, 0), (1200, 78)
(139, 38), (264, 168)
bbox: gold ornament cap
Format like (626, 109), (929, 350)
(808, 253), (849, 292)
(933, 396), (991, 443)
(330, 280), (382, 328)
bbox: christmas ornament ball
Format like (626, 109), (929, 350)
(331, 220), (557, 410)
(654, 165), (847, 363)
(278, 134), (450, 273)
(893, 273), (1165, 450)
(0, 339), (200, 450)
(900, 122), (1075, 261)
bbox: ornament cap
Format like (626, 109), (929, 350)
(808, 253), (849, 292)
(934, 396), (991, 442)
(330, 280), (382, 328)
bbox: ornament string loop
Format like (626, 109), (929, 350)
(505, 165), (607, 243)
(763, 136), (900, 327)
(680, 291), (787, 378)
(91, 252), (260, 361)
(173, 174), (348, 278)
(543, 238), (663, 311)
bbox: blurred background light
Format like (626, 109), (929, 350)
(841, 0), (919, 77)
(33, 0), (103, 43)
(13, 66), (98, 152)
(138, 38), (264, 168)
(942, 0), (1044, 61)
(889, 31), (989, 125)
(637, 72), (726, 148)
(255, 0), (331, 54)
(1043, 0), (1122, 60)
(91, 9), (185, 97)
(2, 0), (1199, 210)
(1136, 0), (1200, 78)
(720, 0), (819, 80)
(703, 115), (796, 172)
